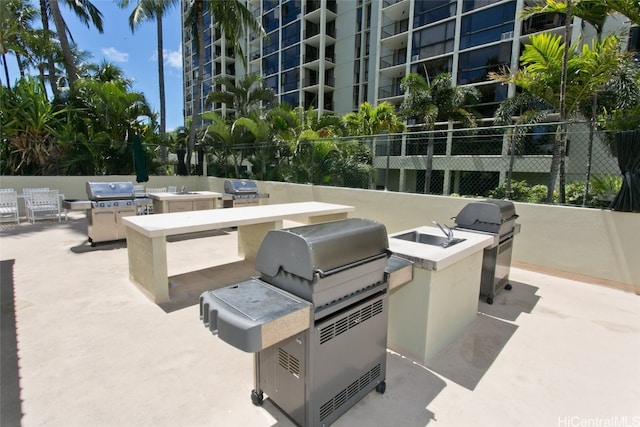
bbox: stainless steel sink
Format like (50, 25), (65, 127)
(392, 231), (466, 248)
(173, 191), (198, 195)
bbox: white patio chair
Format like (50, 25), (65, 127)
(167, 186), (177, 193)
(25, 189), (61, 223)
(143, 188), (167, 214)
(0, 190), (20, 224)
(23, 187), (50, 196)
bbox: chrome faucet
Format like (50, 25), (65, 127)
(432, 221), (454, 243)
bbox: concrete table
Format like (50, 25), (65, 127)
(123, 202), (354, 303)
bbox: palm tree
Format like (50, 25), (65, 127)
(201, 111), (261, 178)
(117, 0), (178, 150)
(206, 74), (274, 118)
(46, 0), (104, 90)
(521, 0), (639, 202)
(184, 0), (264, 175)
(399, 72), (480, 193)
(0, 0), (39, 89)
(490, 33), (626, 201)
(343, 101), (405, 136)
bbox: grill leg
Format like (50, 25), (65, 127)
(251, 353), (264, 406)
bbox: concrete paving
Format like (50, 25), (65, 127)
(1, 213), (639, 427)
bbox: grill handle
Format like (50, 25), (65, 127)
(315, 251), (390, 278)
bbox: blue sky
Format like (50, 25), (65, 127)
(7, 1), (184, 131)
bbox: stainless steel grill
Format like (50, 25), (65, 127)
(453, 199), (519, 304)
(222, 179), (268, 207)
(85, 182), (137, 246)
(200, 218), (392, 426)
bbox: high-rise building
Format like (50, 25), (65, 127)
(181, 0), (636, 192)
(182, 0), (636, 119)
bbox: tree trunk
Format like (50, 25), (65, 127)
(547, 124), (564, 202)
(423, 135), (434, 194)
(156, 14), (167, 162)
(1, 53), (10, 90)
(186, 1), (205, 176)
(39, 0), (58, 97)
(49, 0), (77, 89)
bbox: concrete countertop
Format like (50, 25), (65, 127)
(122, 201), (355, 238)
(148, 191), (222, 201)
(389, 226), (496, 271)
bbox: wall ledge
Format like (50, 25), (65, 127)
(512, 261), (639, 295)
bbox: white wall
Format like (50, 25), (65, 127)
(3, 175), (638, 292)
(248, 179), (639, 292)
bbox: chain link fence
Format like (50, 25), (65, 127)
(204, 120), (632, 209)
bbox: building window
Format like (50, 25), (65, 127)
(263, 8), (279, 33)
(472, 83), (509, 118)
(282, 21), (301, 47)
(459, 2), (516, 49)
(462, 0), (503, 13)
(282, 0), (301, 26)
(263, 30), (279, 55)
(281, 45), (300, 70)
(410, 56), (453, 80)
(412, 21), (455, 58)
(281, 91), (299, 107)
(265, 75), (278, 92)
(457, 43), (511, 85)
(413, 0), (456, 28)
(263, 53), (278, 75)
(281, 69), (299, 92)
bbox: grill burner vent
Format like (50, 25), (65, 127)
(319, 299), (384, 345)
(319, 363), (382, 421)
(278, 348), (301, 378)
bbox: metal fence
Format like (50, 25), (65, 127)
(205, 120), (630, 209)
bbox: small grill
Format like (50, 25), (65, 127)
(200, 218), (392, 426)
(453, 199), (519, 304)
(85, 182), (137, 246)
(222, 179), (268, 207)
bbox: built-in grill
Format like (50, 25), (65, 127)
(200, 218), (392, 426)
(453, 199), (519, 304)
(222, 179), (268, 207)
(85, 181), (137, 246)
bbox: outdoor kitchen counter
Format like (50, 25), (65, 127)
(387, 226), (495, 365)
(148, 191), (222, 213)
(122, 202), (354, 304)
(388, 226), (496, 271)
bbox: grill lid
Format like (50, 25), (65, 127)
(86, 181), (135, 200)
(255, 218), (389, 281)
(454, 199), (517, 228)
(224, 179), (258, 194)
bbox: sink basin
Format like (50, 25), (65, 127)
(392, 231), (466, 248)
(173, 191), (198, 195)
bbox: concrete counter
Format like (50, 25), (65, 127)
(149, 191), (222, 213)
(387, 226), (494, 364)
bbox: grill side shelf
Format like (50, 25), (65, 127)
(199, 279), (312, 353)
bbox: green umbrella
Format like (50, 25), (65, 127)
(132, 133), (149, 183)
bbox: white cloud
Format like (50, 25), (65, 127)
(164, 46), (182, 69)
(102, 47), (129, 63)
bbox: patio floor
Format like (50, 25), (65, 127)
(1, 213), (639, 427)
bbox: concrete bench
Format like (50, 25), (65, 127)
(122, 201), (354, 303)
